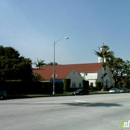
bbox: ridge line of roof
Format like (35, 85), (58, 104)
(32, 62), (102, 69)
(57, 62), (102, 66)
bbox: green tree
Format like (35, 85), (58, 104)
(0, 45), (33, 81)
(47, 62), (58, 66)
(107, 58), (130, 87)
(33, 73), (44, 81)
(34, 58), (46, 68)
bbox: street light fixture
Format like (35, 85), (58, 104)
(52, 37), (69, 95)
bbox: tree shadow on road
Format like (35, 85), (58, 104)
(63, 102), (122, 107)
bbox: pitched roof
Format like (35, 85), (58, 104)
(32, 63), (102, 80)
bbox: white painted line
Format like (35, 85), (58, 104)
(75, 100), (86, 103)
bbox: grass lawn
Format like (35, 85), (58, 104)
(90, 91), (109, 95)
(6, 91), (109, 99)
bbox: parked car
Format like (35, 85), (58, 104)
(120, 88), (130, 93)
(72, 88), (89, 95)
(109, 88), (120, 93)
(0, 91), (7, 100)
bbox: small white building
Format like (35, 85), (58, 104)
(33, 62), (113, 88)
(32, 45), (113, 89)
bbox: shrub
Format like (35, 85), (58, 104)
(83, 80), (89, 89)
(95, 81), (102, 90)
(63, 79), (71, 92)
(89, 85), (93, 91)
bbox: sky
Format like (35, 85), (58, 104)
(0, 0), (130, 67)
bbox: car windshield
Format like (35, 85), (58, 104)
(0, 91), (4, 93)
(121, 88), (127, 90)
(111, 88), (116, 90)
(76, 89), (82, 92)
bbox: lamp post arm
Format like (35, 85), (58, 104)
(55, 38), (64, 44)
(55, 37), (69, 44)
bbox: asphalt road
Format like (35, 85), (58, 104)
(0, 93), (130, 130)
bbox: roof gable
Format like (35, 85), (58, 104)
(65, 69), (84, 80)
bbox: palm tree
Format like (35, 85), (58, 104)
(94, 44), (114, 90)
(94, 45), (114, 64)
(34, 58), (46, 68)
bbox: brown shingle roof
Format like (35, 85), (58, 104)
(32, 63), (102, 80)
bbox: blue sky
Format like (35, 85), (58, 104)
(0, 0), (130, 66)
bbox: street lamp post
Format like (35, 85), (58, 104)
(52, 37), (69, 95)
